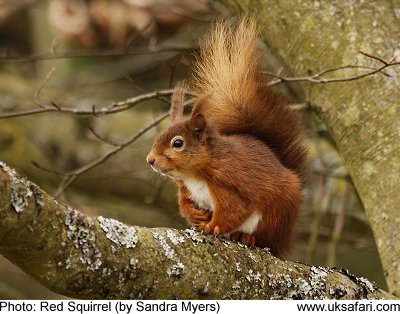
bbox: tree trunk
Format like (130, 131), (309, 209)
(0, 162), (395, 299)
(219, 0), (400, 296)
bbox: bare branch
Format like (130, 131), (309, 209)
(88, 127), (121, 147)
(30, 161), (67, 177)
(2, 52), (396, 119)
(2, 51), (397, 198)
(0, 47), (189, 63)
(358, 50), (397, 66)
(0, 89), (174, 120)
(0, 162), (394, 300)
(53, 112), (169, 198)
(266, 51), (399, 86)
(34, 67), (56, 107)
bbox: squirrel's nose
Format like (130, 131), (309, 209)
(146, 153), (155, 166)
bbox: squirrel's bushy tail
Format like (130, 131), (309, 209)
(192, 18), (307, 184)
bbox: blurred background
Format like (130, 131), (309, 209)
(0, 0), (385, 298)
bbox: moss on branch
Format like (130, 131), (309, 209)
(0, 162), (395, 299)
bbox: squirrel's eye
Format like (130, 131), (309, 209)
(173, 139), (183, 148)
(171, 136), (185, 150)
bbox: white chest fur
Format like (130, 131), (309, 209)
(182, 177), (261, 235)
(182, 178), (215, 212)
(236, 211), (262, 234)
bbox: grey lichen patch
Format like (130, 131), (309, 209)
(184, 228), (206, 244)
(0, 161), (46, 213)
(263, 247), (271, 254)
(231, 281), (241, 290)
(197, 281), (211, 296)
(291, 277), (313, 298)
(265, 266), (330, 300)
(222, 280), (241, 299)
(166, 262), (185, 277)
(152, 231), (175, 259)
(358, 277), (375, 292)
(339, 268), (378, 296)
(118, 272), (126, 286)
(269, 266), (330, 299)
(0, 161), (33, 212)
(246, 269), (262, 284)
(224, 267), (266, 299)
(111, 245), (116, 254)
(309, 266), (328, 293)
(152, 230), (187, 281)
(248, 252), (257, 262)
(329, 285), (347, 299)
(65, 208), (102, 271)
(27, 219), (37, 232)
(11, 178), (32, 213)
(265, 265), (380, 300)
(130, 258), (138, 267)
(102, 267), (112, 277)
(235, 262), (242, 272)
(65, 257), (72, 270)
(97, 216), (138, 249)
(292, 266), (328, 299)
(283, 274), (293, 288)
(166, 229), (185, 245)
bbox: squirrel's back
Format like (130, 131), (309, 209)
(192, 18), (307, 184)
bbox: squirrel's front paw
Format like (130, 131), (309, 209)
(189, 208), (212, 225)
(201, 223), (221, 236)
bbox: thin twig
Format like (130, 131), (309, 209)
(125, 76), (145, 92)
(358, 50), (395, 66)
(0, 89), (174, 119)
(0, 47), (190, 63)
(30, 161), (67, 177)
(266, 51), (399, 86)
(54, 175), (78, 199)
(88, 127), (121, 147)
(314, 64), (390, 78)
(53, 112), (169, 198)
(33, 67), (55, 106)
(168, 53), (183, 88)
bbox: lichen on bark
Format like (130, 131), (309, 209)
(0, 162), (395, 299)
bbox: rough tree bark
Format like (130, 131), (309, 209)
(0, 162), (396, 299)
(219, 0), (400, 296)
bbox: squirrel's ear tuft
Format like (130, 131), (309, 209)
(169, 83), (186, 123)
(189, 96), (209, 133)
(190, 112), (207, 132)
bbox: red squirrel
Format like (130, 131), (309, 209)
(146, 19), (307, 258)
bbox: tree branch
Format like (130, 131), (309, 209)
(0, 89), (174, 120)
(52, 112), (170, 198)
(0, 162), (394, 299)
(266, 51), (399, 86)
(0, 48), (189, 63)
(1, 51), (396, 120)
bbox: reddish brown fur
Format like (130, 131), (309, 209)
(169, 82), (186, 123)
(192, 18), (307, 184)
(146, 18), (307, 258)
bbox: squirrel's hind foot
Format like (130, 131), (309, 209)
(230, 231), (256, 247)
